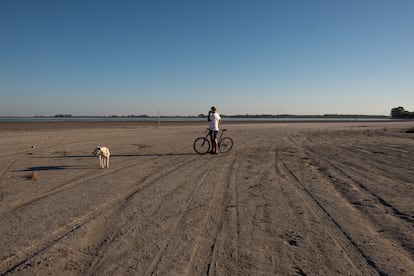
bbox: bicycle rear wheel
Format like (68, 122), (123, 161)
(219, 137), (233, 153)
(193, 137), (210, 154)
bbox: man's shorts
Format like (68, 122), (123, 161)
(209, 130), (218, 139)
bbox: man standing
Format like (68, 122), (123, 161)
(208, 106), (222, 154)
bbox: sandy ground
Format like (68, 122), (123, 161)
(0, 121), (413, 276)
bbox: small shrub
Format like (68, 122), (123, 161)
(27, 171), (39, 181)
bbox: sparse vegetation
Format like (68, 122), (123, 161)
(27, 171), (39, 181)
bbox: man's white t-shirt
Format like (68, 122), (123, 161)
(209, 112), (221, 131)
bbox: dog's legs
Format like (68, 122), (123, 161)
(106, 157), (110, 168)
(99, 156), (103, 169)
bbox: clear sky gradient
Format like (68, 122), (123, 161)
(1, 0), (413, 116)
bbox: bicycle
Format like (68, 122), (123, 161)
(193, 128), (233, 154)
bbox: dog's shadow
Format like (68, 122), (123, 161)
(18, 165), (92, 171)
(21, 152), (197, 172)
(55, 152), (197, 158)
(112, 152), (196, 157)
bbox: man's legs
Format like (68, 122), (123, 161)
(212, 138), (218, 153)
(210, 131), (218, 153)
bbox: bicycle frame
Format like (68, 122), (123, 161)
(205, 128), (226, 142)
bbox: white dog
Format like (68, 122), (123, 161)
(93, 146), (110, 169)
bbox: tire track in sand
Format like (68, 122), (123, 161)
(301, 135), (414, 254)
(275, 144), (385, 275)
(0, 154), (169, 215)
(0, 159), (16, 202)
(282, 134), (413, 275)
(0, 155), (200, 275)
(92, 154), (239, 276)
(84, 157), (217, 275)
(142, 162), (218, 276)
(201, 156), (240, 276)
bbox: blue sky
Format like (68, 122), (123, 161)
(1, 0), (413, 116)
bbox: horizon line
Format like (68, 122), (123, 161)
(0, 114), (391, 118)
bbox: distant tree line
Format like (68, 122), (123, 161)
(54, 114), (72, 117)
(391, 107), (414, 119)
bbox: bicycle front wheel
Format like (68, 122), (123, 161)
(219, 137), (233, 153)
(193, 137), (210, 154)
